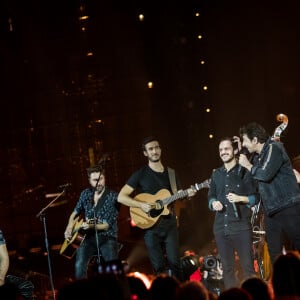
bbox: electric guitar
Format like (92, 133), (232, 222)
(130, 179), (211, 229)
(60, 217), (86, 259)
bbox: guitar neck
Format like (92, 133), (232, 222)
(162, 189), (189, 206)
(161, 180), (209, 206)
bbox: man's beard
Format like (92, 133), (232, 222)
(95, 185), (104, 193)
(148, 155), (160, 162)
(222, 155), (235, 163)
(149, 155), (160, 163)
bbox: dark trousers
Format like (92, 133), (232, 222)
(215, 230), (256, 289)
(265, 203), (300, 264)
(144, 215), (182, 281)
(5, 275), (34, 300)
(75, 235), (119, 280)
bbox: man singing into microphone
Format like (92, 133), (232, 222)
(208, 137), (259, 289)
(63, 164), (120, 280)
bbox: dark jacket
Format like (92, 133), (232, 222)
(251, 138), (300, 216)
(208, 164), (258, 235)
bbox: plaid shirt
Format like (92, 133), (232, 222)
(74, 187), (120, 239)
(0, 229), (5, 245)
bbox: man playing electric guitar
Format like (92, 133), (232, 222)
(63, 164), (120, 280)
(118, 136), (196, 281)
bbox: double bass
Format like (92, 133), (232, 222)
(271, 113), (288, 141)
(259, 113), (289, 279)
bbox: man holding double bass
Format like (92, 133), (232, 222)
(239, 121), (300, 264)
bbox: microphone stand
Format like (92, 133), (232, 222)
(36, 190), (65, 300)
(91, 156), (109, 272)
(92, 173), (104, 271)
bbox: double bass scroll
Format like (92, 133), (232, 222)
(271, 113), (288, 141)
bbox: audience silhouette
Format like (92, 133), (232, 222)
(272, 251), (300, 300)
(241, 276), (272, 300)
(218, 287), (252, 300)
(177, 280), (209, 300)
(148, 274), (180, 300)
(7, 245), (298, 300)
(57, 273), (130, 300)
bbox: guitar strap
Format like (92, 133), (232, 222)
(168, 167), (182, 224)
(167, 167), (178, 194)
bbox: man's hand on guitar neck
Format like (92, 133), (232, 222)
(178, 186), (197, 199)
(64, 227), (73, 241)
(187, 186), (197, 197)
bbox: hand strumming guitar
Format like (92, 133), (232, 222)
(64, 218), (109, 241)
(140, 202), (153, 213)
(81, 221), (109, 231)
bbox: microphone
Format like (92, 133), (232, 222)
(228, 190), (239, 219)
(58, 183), (72, 190)
(239, 147), (249, 156)
(232, 202), (239, 219)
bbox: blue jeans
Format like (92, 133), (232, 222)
(75, 235), (119, 280)
(144, 215), (182, 280)
(215, 230), (256, 289)
(265, 203), (300, 264)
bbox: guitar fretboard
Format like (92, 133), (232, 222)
(162, 190), (189, 206)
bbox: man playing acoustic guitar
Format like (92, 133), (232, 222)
(118, 136), (196, 281)
(63, 165), (120, 280)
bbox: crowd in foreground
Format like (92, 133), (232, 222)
(2, 249), (298, 300)
(56, 249), (300, 300)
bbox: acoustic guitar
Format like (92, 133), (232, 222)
(130, 179), (210, 229)
(60, 217), (86, 259)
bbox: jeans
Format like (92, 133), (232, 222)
(5, 275), (34, 300)
(265, 203), (300, 264)
(215, 230), (256, 289)
(144, 214), (182, 281)
(75, 235), (119, 280)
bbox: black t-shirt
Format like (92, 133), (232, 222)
(127, 165), (180, 195)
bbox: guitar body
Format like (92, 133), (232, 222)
(129, 179), (211, 229)
(60, 218), (86, 259)
(130, 189), (172, 229)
